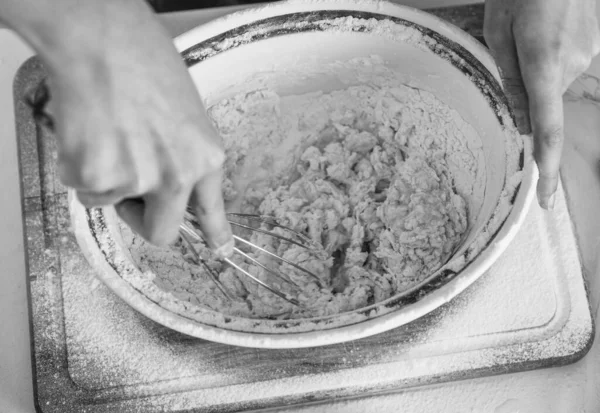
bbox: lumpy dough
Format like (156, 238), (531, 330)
(124, 79), (479, 320)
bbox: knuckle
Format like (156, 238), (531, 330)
(57, 135), (119, 191)
(207, 148), (226, 170)
(191, 146), (226, 178)
(159, 157), (194, 194)
(177, 127), (226, 178)
(76, 166), (106, 191)
(126, 168), (145, 196)
(63, 158), (137, 195)
(518, 33), (561, 65)
(59, 158), (107, 191)
(163, 172), (188, 195)
(538, 171), (559, 181)
(541, 126), (564, 148)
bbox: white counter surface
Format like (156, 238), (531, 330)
(2, 2), (600, 412)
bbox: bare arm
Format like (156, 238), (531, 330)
(0, 0), (234, 254)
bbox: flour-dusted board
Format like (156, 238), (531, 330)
(15, 5), (593, 413)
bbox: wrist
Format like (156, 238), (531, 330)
(0, 0), (159, 74)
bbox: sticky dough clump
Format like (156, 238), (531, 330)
(125, 81), (480, 320)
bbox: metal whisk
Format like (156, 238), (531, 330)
(25, 79), (327, 307)
(179, 208), (325, 307)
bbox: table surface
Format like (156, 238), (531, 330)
(2, 2), (600, 412)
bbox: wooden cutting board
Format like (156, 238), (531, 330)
(15, 4), (593, 413)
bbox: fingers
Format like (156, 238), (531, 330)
(485, 4), (564, 211)
(115, 186), (191, 246)
(64, 130), (230, 248)
(142, 189), (191, 246)
(56, 133), (151, 195)
(113, 170), (232, 250)
(516, 46), (564, 211)
(190, 168), (234, 258)
(111, 165), (232, 251)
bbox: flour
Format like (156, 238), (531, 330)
(75, 9), (529, 335)
(52, 3), (590, 409)
(120, 56), (483, 320)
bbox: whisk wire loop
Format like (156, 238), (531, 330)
(179, 211), (325, 307)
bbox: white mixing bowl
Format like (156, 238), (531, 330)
(70, 0), (536, 348)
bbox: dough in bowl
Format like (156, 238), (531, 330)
(121, 57), (484, 320)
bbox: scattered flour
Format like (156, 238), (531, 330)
(77, 10), (527, 334)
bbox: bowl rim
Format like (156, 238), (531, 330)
(71, 0), (537, 348)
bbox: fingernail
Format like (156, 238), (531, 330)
(213, 238), (234, 259)
(546, 193), (556, 211)
(209, 219), (234, 258)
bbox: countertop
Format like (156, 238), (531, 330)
(2, 2), (600, 412)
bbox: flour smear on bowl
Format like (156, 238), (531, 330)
(120, 56), (485, 320)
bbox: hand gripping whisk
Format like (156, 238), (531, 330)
(179, 208), (326, 307)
